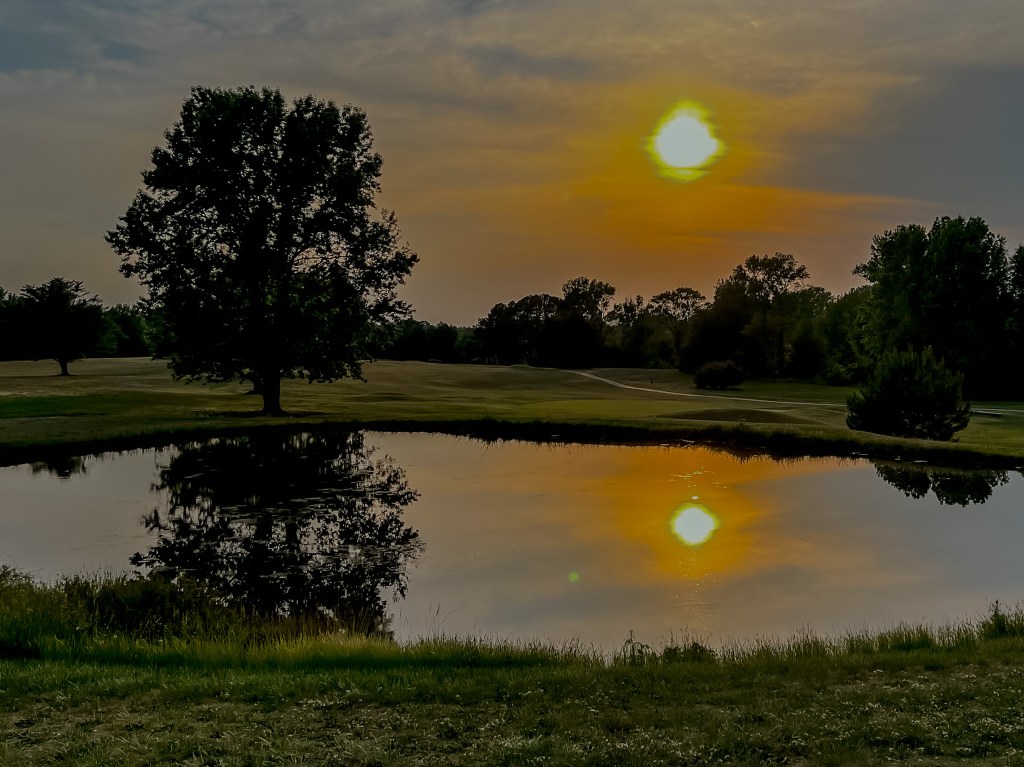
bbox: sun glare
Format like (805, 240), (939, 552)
(670, 504), (719, 546)
(648, 102), (723, 182)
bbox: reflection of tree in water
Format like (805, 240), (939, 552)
(30, 455), (88, 479)
(132, 431), (420, 632)
(873, 462), (1010, 507)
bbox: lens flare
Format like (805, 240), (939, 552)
(670, 504), (719, 546)
(647, 102), (723, 182)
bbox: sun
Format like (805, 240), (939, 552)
(670, 504), (719, 546)
(647, 102), (723, 182)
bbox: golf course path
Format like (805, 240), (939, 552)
(568, 370), (846, 409)
(569, 370), (1024, 417)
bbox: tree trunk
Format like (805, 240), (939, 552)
(260, 375), (284, 416)
(58, 358), (70, 376)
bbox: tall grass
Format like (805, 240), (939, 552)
(0, 565), (393, 662)
(5, 565), (1024, 671)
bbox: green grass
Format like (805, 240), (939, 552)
(5, 567), (1024, 765)
(2, 358), (1024, 467)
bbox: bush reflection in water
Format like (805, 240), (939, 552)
(871, 461), (1010, 506)
(132, 431), (421, 635)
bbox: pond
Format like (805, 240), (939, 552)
(1, 431), (1022, 651)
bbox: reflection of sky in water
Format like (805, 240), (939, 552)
(1, 434), (1023, 651)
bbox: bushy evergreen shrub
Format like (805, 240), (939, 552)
(846, 347), (970, 440)
(693, 360), (745, 389)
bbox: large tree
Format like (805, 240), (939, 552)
(107, 86), (417, 414)
(854, 216), (1009, 396)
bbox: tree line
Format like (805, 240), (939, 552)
(376, 216), (1024, 400)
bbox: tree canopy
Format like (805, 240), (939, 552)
(854, 216), (1009, 396)
(17, 278), (108, 375)
(107, 86), (417, 414)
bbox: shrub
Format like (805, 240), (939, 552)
(693, 360), (744, 390)
(846, 347), (971, 440)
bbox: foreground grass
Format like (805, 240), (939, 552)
(1, 358), (1023, 466)
(5, 569), (1024, 765)
(5, 622), (1024, 765)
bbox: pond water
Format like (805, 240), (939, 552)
(1, 431), (1022, 651)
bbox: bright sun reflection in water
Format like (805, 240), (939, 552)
(670, 504), (719, 546)
(647, 101), (723, 182)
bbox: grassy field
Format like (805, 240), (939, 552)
(4, 567), (1024, 766)
(1, 357), (1023, 466)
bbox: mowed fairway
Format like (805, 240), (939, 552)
(0, 357), (1022, 463)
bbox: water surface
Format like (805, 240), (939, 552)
(2, 432), (1021, 650)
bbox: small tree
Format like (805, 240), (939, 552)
(19, 278), (109, 375)
(846, 347), (971, 440)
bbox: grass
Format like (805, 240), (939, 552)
(1, 357), (1024, 468)
(5, 568), (1024, 765)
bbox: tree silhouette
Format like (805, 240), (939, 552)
(132, 431), (421, 632)
(18, 278), (109, 375)
(728, 253), (810, 377)
(108, 86), (417, 414)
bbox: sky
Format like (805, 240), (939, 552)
(2, 0), (1023, 325)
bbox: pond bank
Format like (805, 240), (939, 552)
(1, 358), (1022, 470)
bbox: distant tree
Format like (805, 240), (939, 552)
(649, 287), (707, 323)
(682, 278), (755, 373)
(1006, 244), (1024, 384)
(644, 287), (707, 367)
(693, 359), (745, 390)
(107, 86), (417, 415)
(559, 276), (615, 323)
(732, 253), (810, 308)
(101, 303), (152, 357)
(0, 287), (21, 361)
(855, 217), (1010, 396)
(820, 286), (873, 384)
(846, 347), (971, 441)
(476, 293), (559, 364)
(784, 286), (833, 380)
(607, 296), (654, 366)
(787, 321), (827, 380)
(536, 277), (616, 367)
(18, 278), (109, 375)
(378, 319), (462, 362)
(729, 253), (810, 377)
